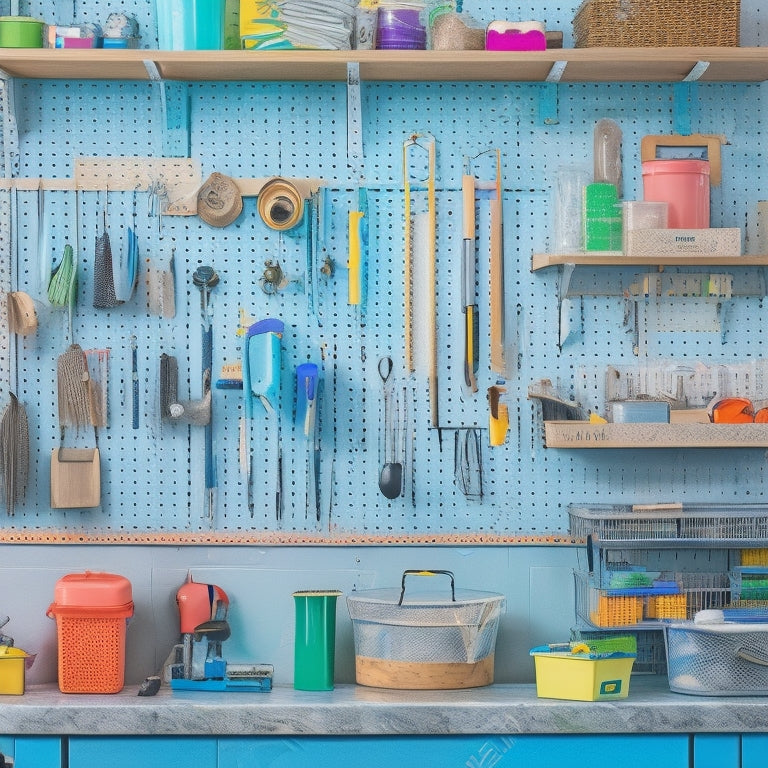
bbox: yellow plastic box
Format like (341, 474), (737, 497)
(530, 646), (636, 701)
(0, 646), (30, 695)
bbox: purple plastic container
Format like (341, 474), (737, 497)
(376, 5), (426, 50)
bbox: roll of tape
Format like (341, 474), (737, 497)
(257, 177), (304, 231)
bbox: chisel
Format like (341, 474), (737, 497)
(462, 172), (478, 394)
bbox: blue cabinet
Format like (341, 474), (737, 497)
(36, 732), (768, 767)
(0, 737), (61, 768)
(741, 735), (768, 768)
(68, 736), (217, 768)
(694, 734), (740, 768)
(218, 734), (690, 768)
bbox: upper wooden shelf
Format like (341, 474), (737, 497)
(2, 47), (768, 83)
(532, 253), (768, 271)
(544, 421), (768, 448)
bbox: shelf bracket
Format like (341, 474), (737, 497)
(683, 61), (710, 82)
(672, 60), (707, 136)
(672, 74), (705, 137)
(538, 63), (566, 126)
(144, 60), (191, 158)
(346, 62), (364, 180)
(558, 263), (581, 349)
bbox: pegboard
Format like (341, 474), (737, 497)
(1, 0), (768, 544)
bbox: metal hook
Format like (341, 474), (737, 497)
(404, 133), (434, 183)
(378, 356), (393, 384)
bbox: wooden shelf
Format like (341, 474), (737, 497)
(544, 421), (768, 448)
(2, 47), (768, 83)
(532, 253), (768, 271)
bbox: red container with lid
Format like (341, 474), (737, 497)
(642, 159), (710, 229)
(47, 571), (133, 694)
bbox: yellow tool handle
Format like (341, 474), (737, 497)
(348, 210), (363, 305)
(465, 306), (477, 393)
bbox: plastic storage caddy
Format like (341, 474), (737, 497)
(346, 570), (504, 689)
(47, 571), (133, 694)
(530, 643), (636, 701)
(0, 646), (31, 695)
(665, 616), (768, 696)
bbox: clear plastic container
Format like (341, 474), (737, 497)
(156, 0), (225, 50)
(551, 165), (591, 253)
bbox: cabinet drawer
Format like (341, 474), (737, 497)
(68, 736), (217, 768)
(218, 734), (690, 768)
(0, 737), (61, 768)
(741, 734), (768, 768)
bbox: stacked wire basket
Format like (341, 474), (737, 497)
(569, 503), (768, 674)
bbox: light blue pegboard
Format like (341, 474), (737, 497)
(1, 1), (767, 542)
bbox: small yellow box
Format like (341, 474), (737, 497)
(530, 647), (636, 701)
(0, 646), (29, 695)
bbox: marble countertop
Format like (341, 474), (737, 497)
(2, 677), (768, 736)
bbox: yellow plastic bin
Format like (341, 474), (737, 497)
(0, 646), (31, 695)
(530, 645), (636, 701)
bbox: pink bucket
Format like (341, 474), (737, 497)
(641, 159), (710, 229)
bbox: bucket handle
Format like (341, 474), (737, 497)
(398, 569), (455, 605)
(737, 646), (768, 667)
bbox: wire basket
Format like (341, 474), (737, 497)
(573, 0), (740, 48)
(665, 623), (768, 696)
(569, 503), (768, 546)
(730, 567), (768, 601)
(680, 572), (731, 619)
(576, 570), (731, 627)
(573, 628), (667, 675)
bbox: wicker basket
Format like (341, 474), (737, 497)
(573, 0), (740, 48)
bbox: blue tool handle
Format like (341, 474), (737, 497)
(295, 362), (319, 433)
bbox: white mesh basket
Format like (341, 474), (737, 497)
(347, 570), (504, 664)
(665, 622), (768, 695)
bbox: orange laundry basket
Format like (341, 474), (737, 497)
(47, 571), (133, 694)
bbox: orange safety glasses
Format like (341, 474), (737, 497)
(709, 397), (768, 423)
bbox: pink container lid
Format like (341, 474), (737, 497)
(642, 159), (710, 176)
(53, 571), (132, 607)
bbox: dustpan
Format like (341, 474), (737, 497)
(50, 447), (100, 509)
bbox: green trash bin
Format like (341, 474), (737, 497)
(293, 590), (342, 691)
